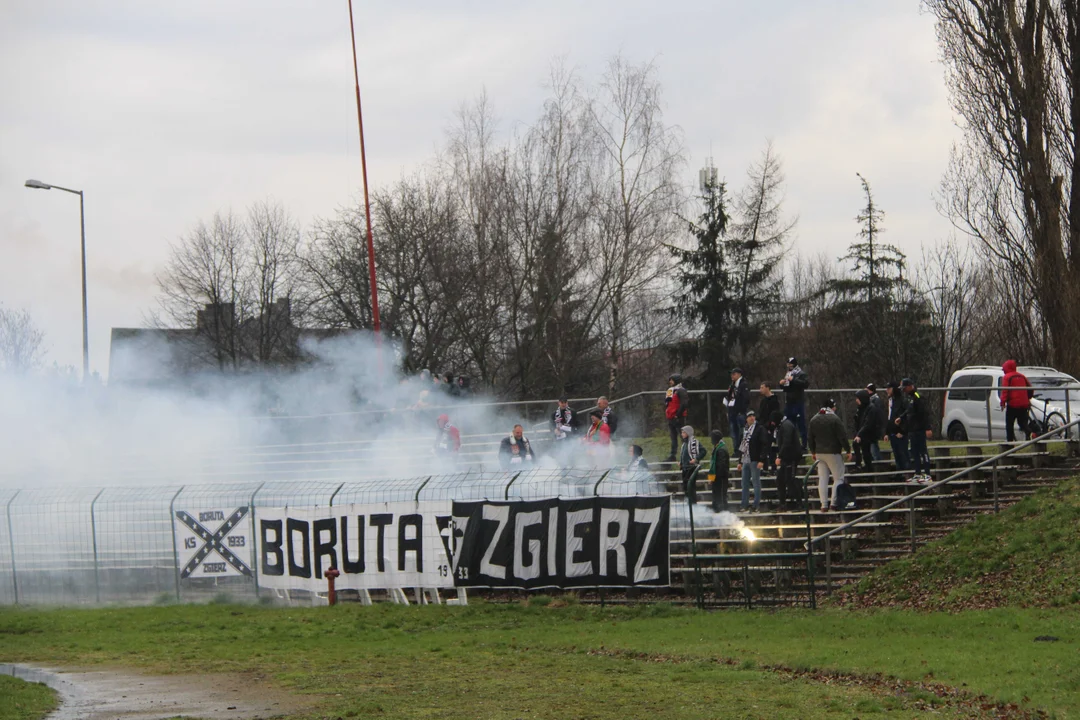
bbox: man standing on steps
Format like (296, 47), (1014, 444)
(865, 383), (884, 463)
(773, 411), (804, 511)
(707, 429), (730, 512)
(758, 381), (781, 473)
(779, 357), (810, 448)
(899, 378), (933, 483)
(1000, 359), (1034, 442)
(665, 374), (690, 462)
(724, 367), (751, 454)
(808, 398), (851, 512)
(597, 396), (618, 438)
(884, 381), (910, 471)
(853, 388), (884, 474)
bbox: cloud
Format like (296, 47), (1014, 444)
(0, 0), (959, 374)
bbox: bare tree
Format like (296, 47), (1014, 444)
(590, 56), (685, 394)
(156, 200), (304, 370)
(0, 305), (46, 373)
(926, 0), (1080, 373)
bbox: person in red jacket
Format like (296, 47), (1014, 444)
(1000, 359), (1034, 442)
(435, 414), (462, 454)
(664, 374), (690, 462)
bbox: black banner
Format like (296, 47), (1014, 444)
(450, 496), (669, 589)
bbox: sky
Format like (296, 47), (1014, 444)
(0, 0), (960, 377)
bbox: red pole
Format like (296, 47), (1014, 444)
(347, 0), (381, 335)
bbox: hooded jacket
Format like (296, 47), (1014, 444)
(435, 415), (461, 453)
(680, 426), (706, 470)
(855, 390), (885, 440)
(1000, 360), (1033, 409)
(775, 416), (803, 462)
(900, 389), (932, 433)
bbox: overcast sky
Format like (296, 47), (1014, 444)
(0, 0), (959, 377)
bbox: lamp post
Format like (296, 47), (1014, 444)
(24, 179), (89, 380)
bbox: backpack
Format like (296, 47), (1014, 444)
(835, 481), (857, 511)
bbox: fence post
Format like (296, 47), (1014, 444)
(591, 469), (612, 496)
(685, 466), (705, 610)
(90, 489), (104, 604)
(328, 482), (345, 507)
(707, 394), (713, 437)
(168, 486), (185, 602)
(250, 482), (265, 598)
(824, 541), (832, 595)
(414, 476), (433, 503)
(504, 472), (524, 501)
(985, 393), (993, 442)
(993, 462), (999, 514)
(803, 462), (817, 610)
(908, 497), (917, 554)
(5, 490), (19, 605)
(1066, 390), (1077, 457)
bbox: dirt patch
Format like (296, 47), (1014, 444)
(3, 663), (315, 719)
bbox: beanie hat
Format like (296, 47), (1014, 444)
(788, 357), (798, 365)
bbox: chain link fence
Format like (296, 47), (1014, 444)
(0, 468), (662, 606)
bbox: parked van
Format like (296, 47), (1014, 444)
(942, 365), (1079, 441)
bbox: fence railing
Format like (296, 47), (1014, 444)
(805, 417), (1080, 597)
(0, 468), (660, 606)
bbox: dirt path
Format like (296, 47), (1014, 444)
(2, 663), (313, 720)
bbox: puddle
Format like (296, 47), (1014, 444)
(1, 663), (309, 719)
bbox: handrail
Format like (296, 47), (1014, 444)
(809, 417), (1080, 549)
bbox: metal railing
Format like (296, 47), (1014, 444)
(0, 468), (660, 606)
(806, 417), (1080, 597)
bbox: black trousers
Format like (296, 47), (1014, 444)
(668, 418), (682, 457)
(1005, 407), (1030, 442)
(710, 475), (729, 512)
(853, 440), (875, 473)
(776, 460), (803, 506)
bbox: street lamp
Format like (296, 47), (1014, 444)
(24, 179), (89, 380)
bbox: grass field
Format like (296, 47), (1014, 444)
(847, 475), (1080, 610)
(1, 602), (1076, 719)
(0, 675), (57, 720)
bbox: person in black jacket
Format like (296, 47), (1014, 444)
(707, 429), (730, 512)
(865, 383), (884, 463)
(772, 411), (804, 510)
(737, 411), (768, 512)
(724, 367), (751, 453)
(499, 425), (535, 469)
(758, 381), (781, 474)
(884, 381), (910, 470)
(779, 357), (810, 447)
(852, 389), (884, 474)
(597, 396), (618, 437)
(679, 425), (706, 501)
(898, 378), (933, 482)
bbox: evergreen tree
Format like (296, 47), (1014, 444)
(668, 175), (737, 388)
(815, 173), (935, 384)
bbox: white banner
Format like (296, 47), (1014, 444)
(255, 501), (455, 592)
(174, 507), (254, 579)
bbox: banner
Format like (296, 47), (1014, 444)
(255, 501), (454, 592)
(450, 496), (670, 589)
(174, 507), (253, 579)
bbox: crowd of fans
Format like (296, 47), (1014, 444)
(418, 357), (1026, 516)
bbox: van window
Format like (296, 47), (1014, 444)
(948, 375), (973, 401)
(968, 375), (993, 402)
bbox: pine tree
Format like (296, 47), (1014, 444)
(668, 174), (737, 387)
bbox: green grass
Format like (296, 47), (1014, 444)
(1, 602), (1078, 718)
(0, 675), (57, 720)
(847, 475), (1080, 610)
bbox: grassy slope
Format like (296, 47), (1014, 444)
(0, 676), (57, 720)
(1, 603), (1077, 718)
(845, 475), (1080, 610)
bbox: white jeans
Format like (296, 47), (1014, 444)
(816, 454), (845, 508)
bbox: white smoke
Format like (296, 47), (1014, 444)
(0, 331), (643, 491)
(670, 504), (757, 542)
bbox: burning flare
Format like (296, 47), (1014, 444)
(739, 526), (756, 542)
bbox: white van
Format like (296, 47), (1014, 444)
(942, 365), (1079, 441)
